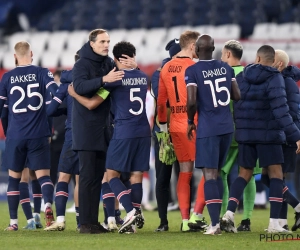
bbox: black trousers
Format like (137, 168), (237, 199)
(154, 135), (173, 224)
(78, 150), (106, 225)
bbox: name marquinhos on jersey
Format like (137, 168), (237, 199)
(10, 74), (37, 84)
(202, 67), (227, 78)
(122, 77), (147, 86)
(170, 105), (187, 114)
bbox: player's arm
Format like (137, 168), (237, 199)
(157, 73), (168, 132)
(185, 67), (197, 140)
(231, 79), (241, 101)
(0, 75), (8, 116)
(68, 84), (108, 110)
(1, 103), (8, 136)
(73, 60), (124, 95)
(47, 84), (68, 117)
(230, 69), (241, 101)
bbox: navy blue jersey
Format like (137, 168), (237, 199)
(0, 65), (58, 139)
(47, 83), (72, 141)
(103, 69), (151, 139)
(185, 59), (235, 138)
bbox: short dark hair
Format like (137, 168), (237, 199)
(224, 40), (243, 60)
(257, 45), (275, 63)
(89, 29), (107, 42)
(53, 69), (63, 77)
(112, 41), (136, 61)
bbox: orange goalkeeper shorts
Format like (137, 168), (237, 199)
(170, 132), (196, 162)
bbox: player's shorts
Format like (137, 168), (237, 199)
(238, 143), (284, 168)
(195, 133), (232, 169)
(106, 137), (151, 173)
(58, 140), (79, 175)
(282, 144), (297, 173)
(5, 137), (50, 172)
(170, 132), (195, 162)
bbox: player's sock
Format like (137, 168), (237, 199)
(216, 176), (223, 200)
(38, 176), (54, 205)
(283, 185), (300, 210)
(204, 179), (221, 226)
(279, 201), (288, 221)
(31, 179), (42, 214)
(7, 176), (21, 223)
(261, 174), (270, 187)
(75, 206), (80, 226)
(19, 182), (33, 220)
(269, 178), (283, 219)
(102, 182), (115, 219)
(131, 183), (143, 213)
(227, 177), (248, 213)
(242, 176), (256, 220)
(221, 171), (229, 216)
(109, 177), (133, 213)
(193, 175), (205, 214)
(103, 204), (108, 224)
(55, 182), (68, 218)
(177, 172), (192, 220)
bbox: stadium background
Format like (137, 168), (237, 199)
(0, 0), (300, 202)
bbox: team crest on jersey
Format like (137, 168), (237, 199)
(48, 71), (54, 78)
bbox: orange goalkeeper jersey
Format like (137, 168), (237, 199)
(157, 57), (196, 133)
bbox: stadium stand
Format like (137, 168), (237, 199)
(0, 0), (300, 77)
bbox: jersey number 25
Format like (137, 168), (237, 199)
(11, 83), (43, 113)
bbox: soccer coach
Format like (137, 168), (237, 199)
(72, 29), (136, 233)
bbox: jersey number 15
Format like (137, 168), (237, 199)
(11, 83), (43, 113)
(204, 77), (230, 107)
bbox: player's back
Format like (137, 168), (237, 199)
(159, 57), (195, 132)
(186, 59), (234, 138)
(106, 69), (151, 139)
(1, 65), (55, 139)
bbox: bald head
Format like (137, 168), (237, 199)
(195, 34), (214, 60)
(274, 50), (289, 72)
(255, 45), (275, 66)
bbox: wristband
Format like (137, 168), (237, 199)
(188, 119), (194, 125)
(96, 87), (110, 100)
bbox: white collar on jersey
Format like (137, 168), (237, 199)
(123, 68), (135, 71)
(16, 64), (32, 67)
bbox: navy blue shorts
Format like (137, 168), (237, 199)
(282, 144), (296, 173)
(238, 143), (284, 168)
(195, 133), (232, 169)
(106, 137), (151, 173)
(5, 137), (50, 172)
(58, 140), (79, 175)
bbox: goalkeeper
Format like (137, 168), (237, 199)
(157, 31), (201, 232)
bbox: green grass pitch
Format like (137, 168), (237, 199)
(0, 202), (299, 250)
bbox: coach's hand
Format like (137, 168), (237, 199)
(187, 124), (196, 140)
(296, 140), (300, 154)
(119, 55), (137, 69)
(103, 67), (124, 83)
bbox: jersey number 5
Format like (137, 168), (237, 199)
(10, 83), (43, 113)
(204, 77), (230, 107)
(129, 88), (143, 115)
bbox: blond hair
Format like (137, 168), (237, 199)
(179, 30), (200, 49)
(14, 41), (31, 57)
(275, 49), (289, 68)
